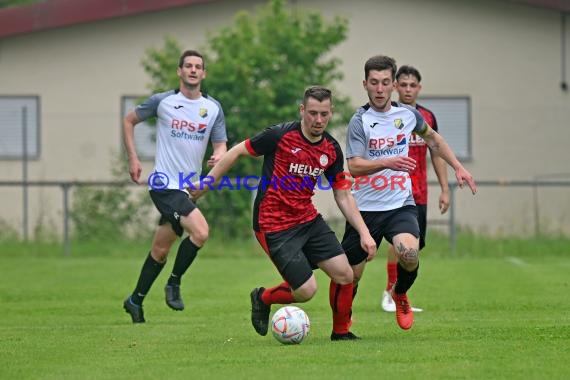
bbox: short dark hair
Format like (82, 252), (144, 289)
(396, 65), (422, 82)
(303, 85), (332, 105)
(364, 55), (397, 80)
(178, 50), (205, 68)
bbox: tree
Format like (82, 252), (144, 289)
(70, 154), (152, 242)
(203, 0), (351, 153)
(140, 0), (351, 239)
(0, 0), (39, 8)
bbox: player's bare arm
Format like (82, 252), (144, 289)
(347, 156), (417, 177)
(420, 124), (477, 195)
(418, 125), (459, 168)
(123, 110), (143, 184)
(429, 150), (450, 213)
(332, 187), (377, 260)
(207, 141), (228, 168)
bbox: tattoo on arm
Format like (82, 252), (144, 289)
(428, 140), (441, 152)
(424, 129), (441, 152)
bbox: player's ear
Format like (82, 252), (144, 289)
(299, 103), (305, 118)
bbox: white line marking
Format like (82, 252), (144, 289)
(506, 256), (527, 266)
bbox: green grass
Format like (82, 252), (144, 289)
(1, 238), (569, 379)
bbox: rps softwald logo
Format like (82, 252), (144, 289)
(396, 133), (406, 146)
(170, 119), (208, 134)
(170, 119), (208, 140)
(368, 133), (407, 149)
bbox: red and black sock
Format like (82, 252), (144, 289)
(386, 262), (398, 291)
(329, 281), (354, 334)
(261, 282), (294, 305)
(352, 284), (359, 300)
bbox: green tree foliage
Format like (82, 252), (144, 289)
(141, 36), (182, 94)
(140, 0), (350, 239)
(204, 0), (352, 155)
(70, 154), (152, 242)
(0, 0), (40, 8)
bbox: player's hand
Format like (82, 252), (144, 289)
(439, 189), (450, 214)
(384, 156), (416, 172)
(360, 233), (377, 262)
(455, 167), (477, 194)
(188, 182), (207, 201)
(128, 158), (143, 184)
(207, 154), (223, 168)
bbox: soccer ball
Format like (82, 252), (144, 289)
(271, 306), (310, 344)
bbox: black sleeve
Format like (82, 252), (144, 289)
(246, 124), (283, 156)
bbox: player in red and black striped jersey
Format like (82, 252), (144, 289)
(380, 65), (450, 313)
(191, 86), (376, 341)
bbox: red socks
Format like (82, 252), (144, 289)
(261, 282), (294, 305)
(260, 280), (355, 334)
(387, 262), (398, 291)
(329, 281), (354, 334)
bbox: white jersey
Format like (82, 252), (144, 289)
(345, 102), (425, 211)
(135, 90), (227, 191)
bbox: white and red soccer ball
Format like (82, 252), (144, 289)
(270, 306), (311, 344)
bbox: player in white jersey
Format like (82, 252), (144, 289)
(341, 55), (476, 331)
(380, 65), (449, 313)
(122, 50), (227, 323)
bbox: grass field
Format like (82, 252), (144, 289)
(1, 236), (569, 379)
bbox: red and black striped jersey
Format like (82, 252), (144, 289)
(408, 103), (438, 205)
(245, 121), (344, 232)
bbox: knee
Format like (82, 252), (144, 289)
(401, 253), (418, 265)
(397, 245), (419, 270)
(151, 245), (169, 263)
(189, 224), (209, 247)
(294, 284), (317, 302)
(350, 262), (365, 285)
(332, 269), (354, 285)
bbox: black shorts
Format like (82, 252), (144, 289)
(416, 203), (427, 250)
(254, 215), (345, 290)
(341, 205), (420, 266)
(149, 189), (197, 237)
